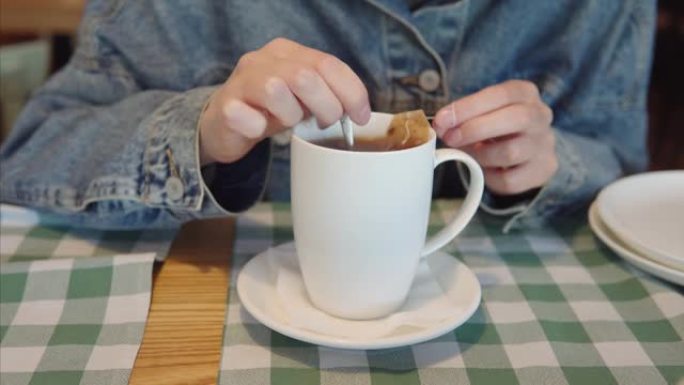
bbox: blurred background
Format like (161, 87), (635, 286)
(0, 0), (682, 169)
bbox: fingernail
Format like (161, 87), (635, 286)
(222, 100), (243, 123)
(435, 106), (457, 130)
(357, 104), (371, 124)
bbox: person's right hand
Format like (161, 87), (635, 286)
(199, 38), (371, 166)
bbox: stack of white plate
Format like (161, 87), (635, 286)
(589, 170), (684, 286)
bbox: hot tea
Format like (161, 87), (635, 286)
(312, 136), (403, 152)
(313, 109), (432, 152)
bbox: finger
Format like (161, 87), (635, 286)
(442, 103), (548, 148)
(220, 99), (268, 139)
(314, 55), (371, 124)
(287, 67), (344, 128)
(471, 134), (535, 168)
(483, 152), (558, 195)
(433, 80), (540, 133)
(266, 39), (370, 125)
(259, 76), (305, 127)
(484, 164), (535, 196)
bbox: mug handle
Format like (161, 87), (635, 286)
(421, 149), (485, 257)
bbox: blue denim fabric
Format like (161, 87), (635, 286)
(0, 0), (655, 231)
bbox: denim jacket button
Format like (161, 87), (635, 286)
(165, 177), (184, 201)
(418, 69), (441, 92)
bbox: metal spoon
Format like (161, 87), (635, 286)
(341, 115), (354, 148)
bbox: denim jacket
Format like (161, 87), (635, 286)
(0, 0), (655, 231)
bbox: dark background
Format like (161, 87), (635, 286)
(648, 0), (684, 170)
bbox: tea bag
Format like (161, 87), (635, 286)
(386, 109), (432, 149)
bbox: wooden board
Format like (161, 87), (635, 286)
(129, 217), (235, 385)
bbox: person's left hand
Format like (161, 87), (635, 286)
(432, 80), (557, 196)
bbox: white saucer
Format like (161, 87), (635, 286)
(237, 242), (481, 350)
(589, 202), (684, 286)
(596, 171), (684, 270)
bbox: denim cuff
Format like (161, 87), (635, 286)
(141, 85), (272, 222)
(141, 86), (215, 211)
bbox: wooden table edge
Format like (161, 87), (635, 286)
(129, 217), (236, 385)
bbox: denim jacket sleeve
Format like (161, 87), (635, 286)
(0, 1), (268, 229)
(474, 2), (656, 232)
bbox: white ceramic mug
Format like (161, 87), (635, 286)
(291, 112), (484, 320)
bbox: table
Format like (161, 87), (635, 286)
(3, 202), (681, 385)
(0, 206), (232, 385)
(129, 218), (235, 385)
(217, 201), (684, 385)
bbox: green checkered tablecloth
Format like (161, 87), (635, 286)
(0, 205), (177, 385)
(219, 201), (684, 385)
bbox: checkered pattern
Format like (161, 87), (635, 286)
(0, 205), (176, 385)
(1, 205), (177, 264)
(219, 201), (684, 385)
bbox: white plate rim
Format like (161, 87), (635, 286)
(589, 202), (684, 286)
(236, 242), (482, 350)
(596, 170), (684, 268)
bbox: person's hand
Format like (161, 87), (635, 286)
(432, 80), (556, 195)
(199, 38), (371, 165)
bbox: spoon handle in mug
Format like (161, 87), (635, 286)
(341, 115), (354, 148)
